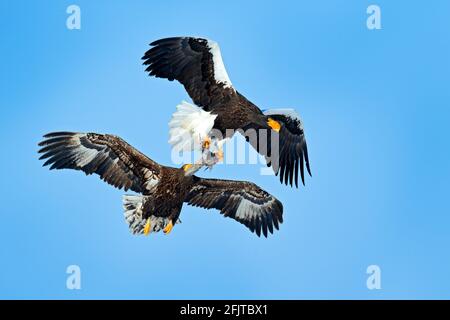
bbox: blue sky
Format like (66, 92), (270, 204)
(1, 0), (450, 299)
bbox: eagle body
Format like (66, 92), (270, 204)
(143, 37), (312, 187)
(145, 166), (193, 222)
(206, 93), (264, 137)
(39, 132), (283, 237)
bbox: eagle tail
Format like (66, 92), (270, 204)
(122, 195), (181, 235)
(168, 101), (217, 152)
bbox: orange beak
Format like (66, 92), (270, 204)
(267, 118), (281, 132)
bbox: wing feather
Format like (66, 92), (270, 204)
(245, 109), (312, 187)
(185, 178), (283, 237)
(142, 37), (236, 109)
(38, 132), (161, 193)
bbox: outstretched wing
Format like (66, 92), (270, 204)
(38, 132), (161, 193)
(142, 37), (236, 109)
(185, 178), (283, 237)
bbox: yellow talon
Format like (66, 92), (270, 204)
(202, 136), (211, 149)
(143, 218), (151, 236)
(267, 118), (281, 132)
(217, 149), (224, 162)
(182, 164), (193, 172)
(163, 221), (174, 234)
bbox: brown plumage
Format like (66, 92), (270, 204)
(142, 37), (312, 188)
(38, 132), (283, 237)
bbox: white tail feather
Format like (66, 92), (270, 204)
(123, 195), (146, 234)
(168, 101), (217, 152)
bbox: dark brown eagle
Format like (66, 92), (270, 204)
(142, 37), (312, 188)
(38, 132), (283, 237)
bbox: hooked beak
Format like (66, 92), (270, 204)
(183, 163), (202, 175)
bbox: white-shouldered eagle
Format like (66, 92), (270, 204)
(142, 37), (312, 188)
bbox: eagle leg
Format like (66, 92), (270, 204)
(217, 148), (224, 162)
(143, 218), (151, 236)
(202, 136), (211, 150)
(163, 220), (174, 234)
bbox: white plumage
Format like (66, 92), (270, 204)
(68, 134), (104, 168)
(168, 101), (217, 152)
(263, 108), (300, 121)
(123, 195), (146, 234)
(234, 197), (275, 221)
(206, 40), (234, 89)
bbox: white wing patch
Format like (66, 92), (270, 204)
(67, 134), (106, 168)
(206, 40), (234, 89)
(264, 108), (300, 120)
(168, 101), (217, 152)
(234, 197), (275, 221)
(143, 176), (158, 191)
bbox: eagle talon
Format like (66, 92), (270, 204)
(217, 149), (224, 162)
(202, 136), (211, 150)
(143, 37), (311, 188)
(143, 218), (151, 236)
(163, 221), (174, 234)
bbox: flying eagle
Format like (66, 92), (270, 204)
(38, 132), (283, 237)
(142, 37), (312, 187)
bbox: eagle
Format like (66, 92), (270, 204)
(38, 132), (283, 237)
(142, 37), (312, 188)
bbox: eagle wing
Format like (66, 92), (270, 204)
(144, 37), (312, 188)
(38, 132), (161, 193)
(142, 37), (236, 109)
(242, 108), (312, 188)
(185, 178), (283, 237)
